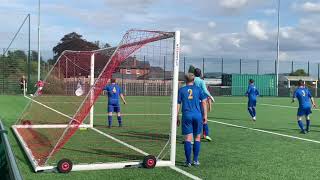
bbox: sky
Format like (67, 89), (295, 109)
(1, 0), (320, 62)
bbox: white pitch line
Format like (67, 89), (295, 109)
(208, 119), (320, 144)
(91, 127), (201, 180)
(170, 166), (202, 180)
(259, 103), (320, 111)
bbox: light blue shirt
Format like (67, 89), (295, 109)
(194, 77), (212, 97)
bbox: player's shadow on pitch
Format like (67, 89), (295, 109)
(61, 147), (143, 160)
(114, 131), (170, 141)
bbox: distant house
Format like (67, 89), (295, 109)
(119, 57), (150, 77)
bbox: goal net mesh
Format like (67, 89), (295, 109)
(14, 30), (177, 168)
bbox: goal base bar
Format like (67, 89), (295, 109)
(12, 125), (173, 172)
(32, 160), (173, 172)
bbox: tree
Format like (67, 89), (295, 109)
(53, 32), (100, 61)
(31, 50), (42, 61)
(7, 50), (27, 60)
(289, 69), (308, 76)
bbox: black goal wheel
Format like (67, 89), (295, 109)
(57, 159), (73, 173)
(143, 155), (157, 169)
(22, 120), (32, 125)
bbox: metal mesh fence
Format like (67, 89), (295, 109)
(1, 56), (320, 96)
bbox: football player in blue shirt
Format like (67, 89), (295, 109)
(104, 79), (127, 128)
(292, 80), (316, 134)
(177, 73), (208, 167)
(246, 79), (259, 121)
(194, 68), (214, 142)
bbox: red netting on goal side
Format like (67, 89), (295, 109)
(15, 30), (174, 166)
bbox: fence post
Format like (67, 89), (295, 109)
(221, 58), (224, 74)
(240, 59), (242, 74)
(275, 60), (277, 74)
(257, 60), (259, 74)
(308, 61), (310, 76)
(183, 56), (186, 75)
(143, 55), (146, 96)
(163, 56), (166, 81)
(318, 63), (320, 81)
(202, 57), (205, 78)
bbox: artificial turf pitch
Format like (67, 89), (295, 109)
(2, 95), (320, 179)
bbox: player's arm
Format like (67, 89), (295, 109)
(177, 90), (182, 127)
(308, 90), (316, 108)
(200, 89), (208, 123)
(120, 93), (127, 104)
(245, 86), (250, 96)
(292, 90), (297, 103)
(202, 99), (208, 124)
(200, 80), (214, 102)
(177, 104), (181, 127)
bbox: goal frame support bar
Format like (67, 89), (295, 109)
(12, 125), (174, 172)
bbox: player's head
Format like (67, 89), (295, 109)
(298, 80), (304, 87)
(111, 79), (116, 83)
(194, 68), (202, 77)
(185, 73), (195, 84)
(249, 79), (254, 84)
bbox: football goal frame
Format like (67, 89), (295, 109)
(12, 30), (180, 173)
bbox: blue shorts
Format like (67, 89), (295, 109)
(248, 99), (256, 108)
(108, 104), (120, 113)
(297, 107), (312, 117)
(182, 112), (203, 136)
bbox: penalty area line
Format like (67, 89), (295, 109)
(208, 119), (320, 144)
(91, 127), (202, 180)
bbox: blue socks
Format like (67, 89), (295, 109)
(306, 120), (310, 131)
(252, 107), (256, 117)
(117, 116), (122, 126)
(203, 124), (209, 136)
(108, 115), (112, 127)
(184, 141), (192, 164)
(298, 120), (304, 132)
(248, 108), (254, 118)
(193, 141), (200, 162)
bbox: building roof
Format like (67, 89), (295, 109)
(282, 76), (318, 82)
(120, 57), (150, 69)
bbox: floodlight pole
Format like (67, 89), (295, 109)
(37, 0), (41, 81)
(276, 0), (280, 96)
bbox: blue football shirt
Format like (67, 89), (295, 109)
(246, 84), (259, 101)
(104, 84), (122, 105)
(178, 85), (207, 114)
(293, 87), (312, 109)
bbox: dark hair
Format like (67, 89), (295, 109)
(111, 79), (116, 83)
(249, 79), (254, 84)
(194, 68), (202, 77)
(298, 80), (304, 86)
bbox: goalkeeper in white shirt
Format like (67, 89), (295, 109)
(193, 67), (214, 142)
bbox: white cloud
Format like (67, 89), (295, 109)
(247, 20), (268, 40)
(279, 51), (289, 61)
(302, 2), (320, 13)
(191, 32), (203, 40)
(263, 8), (276, 16)
(208, 21), (216, 28)
(219, 0), (248, 9)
